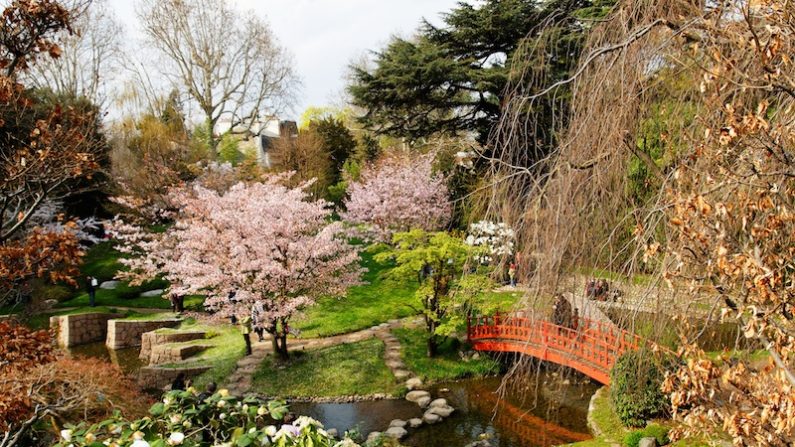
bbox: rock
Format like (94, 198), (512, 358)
(405, 377), (423, 390)
(389, 419), (407, 428)
(416, 396), (431, 408)
(366, 432), (382, 443)
(471, 352), (480, 360)
(326, 428), (338, 438)
(422, 411), (442, 424)
(428, 405), (455, 417)
(140, 289), (164, 297)
(408, 418), (423, 428)
(429, 398), (448, 408)
(393, 370), (411, 380)
(464, 441), (492, 447)
(639, 438), (658, 447)
(99, 280), (120, 289)
(405, 390), (431, 403)
(384, 426), (408, 439)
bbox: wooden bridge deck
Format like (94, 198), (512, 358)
(467, 312), (647, 384)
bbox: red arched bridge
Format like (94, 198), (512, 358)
(467, 312), (654, 384)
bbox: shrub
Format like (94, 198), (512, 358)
(623, 424), (670, 447)
(610, 348), (674, 427)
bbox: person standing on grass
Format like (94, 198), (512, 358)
(508, 262), (517, 287)
(87, 276), (98, 307)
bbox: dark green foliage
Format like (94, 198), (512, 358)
(348, 0), (613, 144)
(623, 424), (670, 447)
(309, 117), (357, 183)
(610, 348), (674, 427)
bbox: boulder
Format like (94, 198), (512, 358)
(428, 405), (455, 417)
(429, 398), (448, 408)
(140, 289), (164, 297)
(389, 419), (407, 428)
(416, 396), (431, 408)
(99, 280), (120, 289)
(408, 418), (423, 428)
(422, 411), (442, 424)
(405, 377), (423, 390)
(405, 390), (431, 403)
(384, 426), (408, 439)
(639, 438), (658, 447)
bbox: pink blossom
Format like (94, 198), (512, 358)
(342, 153), (451, 241)
(113, 177), (363, 352)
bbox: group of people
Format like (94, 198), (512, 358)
(552, 294), (580, 331)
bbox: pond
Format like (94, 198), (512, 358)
(293, 373), (597, 447)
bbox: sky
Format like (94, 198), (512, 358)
(105, 0), (461, 120)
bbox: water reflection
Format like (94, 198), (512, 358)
(294, 373), (596, 447)
(66, 342), (144, 375)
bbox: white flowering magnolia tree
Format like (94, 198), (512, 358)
(464, 220), (515, 264)
(113, 176), (362, 358)
(342, 153), (451, 241)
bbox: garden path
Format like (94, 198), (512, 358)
(224, 318), (418, 396)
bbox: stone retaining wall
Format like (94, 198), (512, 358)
(148, 344), (212, 366)
(140, 330), (206, 362)
(137, 366), (210, 390)
(106, 319), (181, 350)
(50, 313), (124, 347)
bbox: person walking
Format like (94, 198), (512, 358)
(87, 276), (98, 307)
(508, 262), (517, 287)
(240, 314), (253, 356)
(251, 301), (265, 342)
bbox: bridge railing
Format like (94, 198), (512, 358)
(466, 312), (644, 373)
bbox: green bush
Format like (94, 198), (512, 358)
(623, 424), (670, 447)
(624, 431), (644, 447)
(610, 348), (674, 427)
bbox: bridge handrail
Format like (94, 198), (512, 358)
(466, 311), (665, 377)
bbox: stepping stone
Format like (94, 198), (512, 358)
(140, 289), (164, 297)
(416, 396), (431, 408)
(422, 411), (441, 424)
(405, 390), (430, 403)
(385, 359), (405, 369)
(428, 405), (454, 417)
(429, 398), (448, 408)
(389, 419), (407, 428)
(99, 280), (120, 289)
(384, 426), (408, 439)
(393, 370), (411, 380)
(408, 418), (423, 428)
(405, 377), (423, 390)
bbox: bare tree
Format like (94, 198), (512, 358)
(137, 0), (298, 153)
(24, 0), (122, 108)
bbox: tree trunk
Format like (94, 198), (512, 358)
(427, 335), (438, 358)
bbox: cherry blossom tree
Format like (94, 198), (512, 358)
(114, 177), (362, 358)
(342, 152), (451, 241)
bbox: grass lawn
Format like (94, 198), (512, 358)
(163, 319), (246, 390)
(52, 241), (205, 310)
(251, 339), (401, 398)
(294, 250), (419, 338)
(392, 327), (502, 382)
